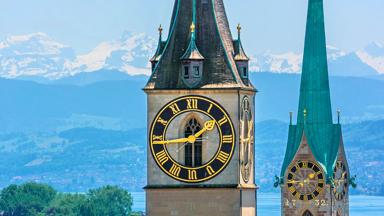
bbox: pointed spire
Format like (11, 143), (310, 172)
(181, 0), (204, 61)
(158, 24), (163, 40)
(234, 23), (249, 61)
(297, 0), (333, 124)
(237, 23), (242, 40)
(150, 25), (166, 67)
(146, 0), (254, 90)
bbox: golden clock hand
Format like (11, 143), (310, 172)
(194, 120), (215, 138)
(287, 180), (302, 184)
(153, 137), (190, 145)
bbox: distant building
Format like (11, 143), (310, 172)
(280, 0), (350, 216)
(144, 0), (257, 215)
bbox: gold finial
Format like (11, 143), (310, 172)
(237, 23), (242, 33)
(190, 22), (195, 33)
(158, 25), (163, 35)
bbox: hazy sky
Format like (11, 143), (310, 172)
(0, 0), (383, 54)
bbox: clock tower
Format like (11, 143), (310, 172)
(280, 0), (350, 216)
(144, 0), (257, 215)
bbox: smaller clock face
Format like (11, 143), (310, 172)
(286, 161), (325, 201)
(333, 161), (348, 200)
(240, 96), (253, 183)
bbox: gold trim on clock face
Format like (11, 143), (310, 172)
(149, 95), (236, 183)
(286, 160), (325, 201)
(333, 161), (348, 200)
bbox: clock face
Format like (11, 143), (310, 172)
(240, 96), (253, 183)
(333, 161), (348, 200)
(286, 161), (325, 201)
(149, 96), (235, 183)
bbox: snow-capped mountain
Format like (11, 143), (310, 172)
(250, 52), (302, 73)
(250, 45), (383, 77)
(357, 42), (384, 74)
(0, 32), (383, 80)
(0, 33), (75, 79)
(0, 32), (156, 79)
(71, 32), (156, 75)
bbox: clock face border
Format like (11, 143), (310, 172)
(149, 95), (236, 183)
(333, 161), (348, 200)
(286, 160), (325, 201)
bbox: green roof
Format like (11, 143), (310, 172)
(281, 0), (342, 181)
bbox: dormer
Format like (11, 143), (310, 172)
(234, 24), (250, 83)
(150, 25), (166, 72)
(180, 22), (204, 88)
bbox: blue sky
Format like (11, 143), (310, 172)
(0, 0), (383, 54)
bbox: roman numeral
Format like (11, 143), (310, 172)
(206, 166), (215, 176)
(157, 117), (168, 126)
(186, 99), (198, 109)
(188, 170), (197, 180)
(217, 151), (230, 163)
(218, 116), (228, 126)
(302, 162), (308, 168)
(152, 135), (163, 141)
(169, 164), (181, 177)
(207, 104), (213, 113)
(169, 103), (181, 115)
(222, 135), (233, 143)
(155, 150), (169, 165)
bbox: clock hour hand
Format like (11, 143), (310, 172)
(194, 120), (216, 138)
(153, 137), (190, 145)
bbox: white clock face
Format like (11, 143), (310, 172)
(240, 96), (253, 183)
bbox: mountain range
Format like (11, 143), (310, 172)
(0, 32), (383, 196)
(1, 32), (384, 79)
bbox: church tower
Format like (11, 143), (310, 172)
(144, 0), (257, 215)
(280, 0), (350, 216)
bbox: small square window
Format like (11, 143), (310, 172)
(184, 66), (189, 79)
(193, 66), (200, 78)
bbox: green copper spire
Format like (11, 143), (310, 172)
(280, 0), (342, 181)
(297, 0), (332, 125)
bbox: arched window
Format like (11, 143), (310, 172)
(303, 210), (313, 216)
(184, 118), (202, 167)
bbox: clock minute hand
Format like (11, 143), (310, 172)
(153, 137), (190, 145)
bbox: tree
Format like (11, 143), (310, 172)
(80, 185), (133, 216)
(44, 193), (87, 216)
(0, 182), (56, 216)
